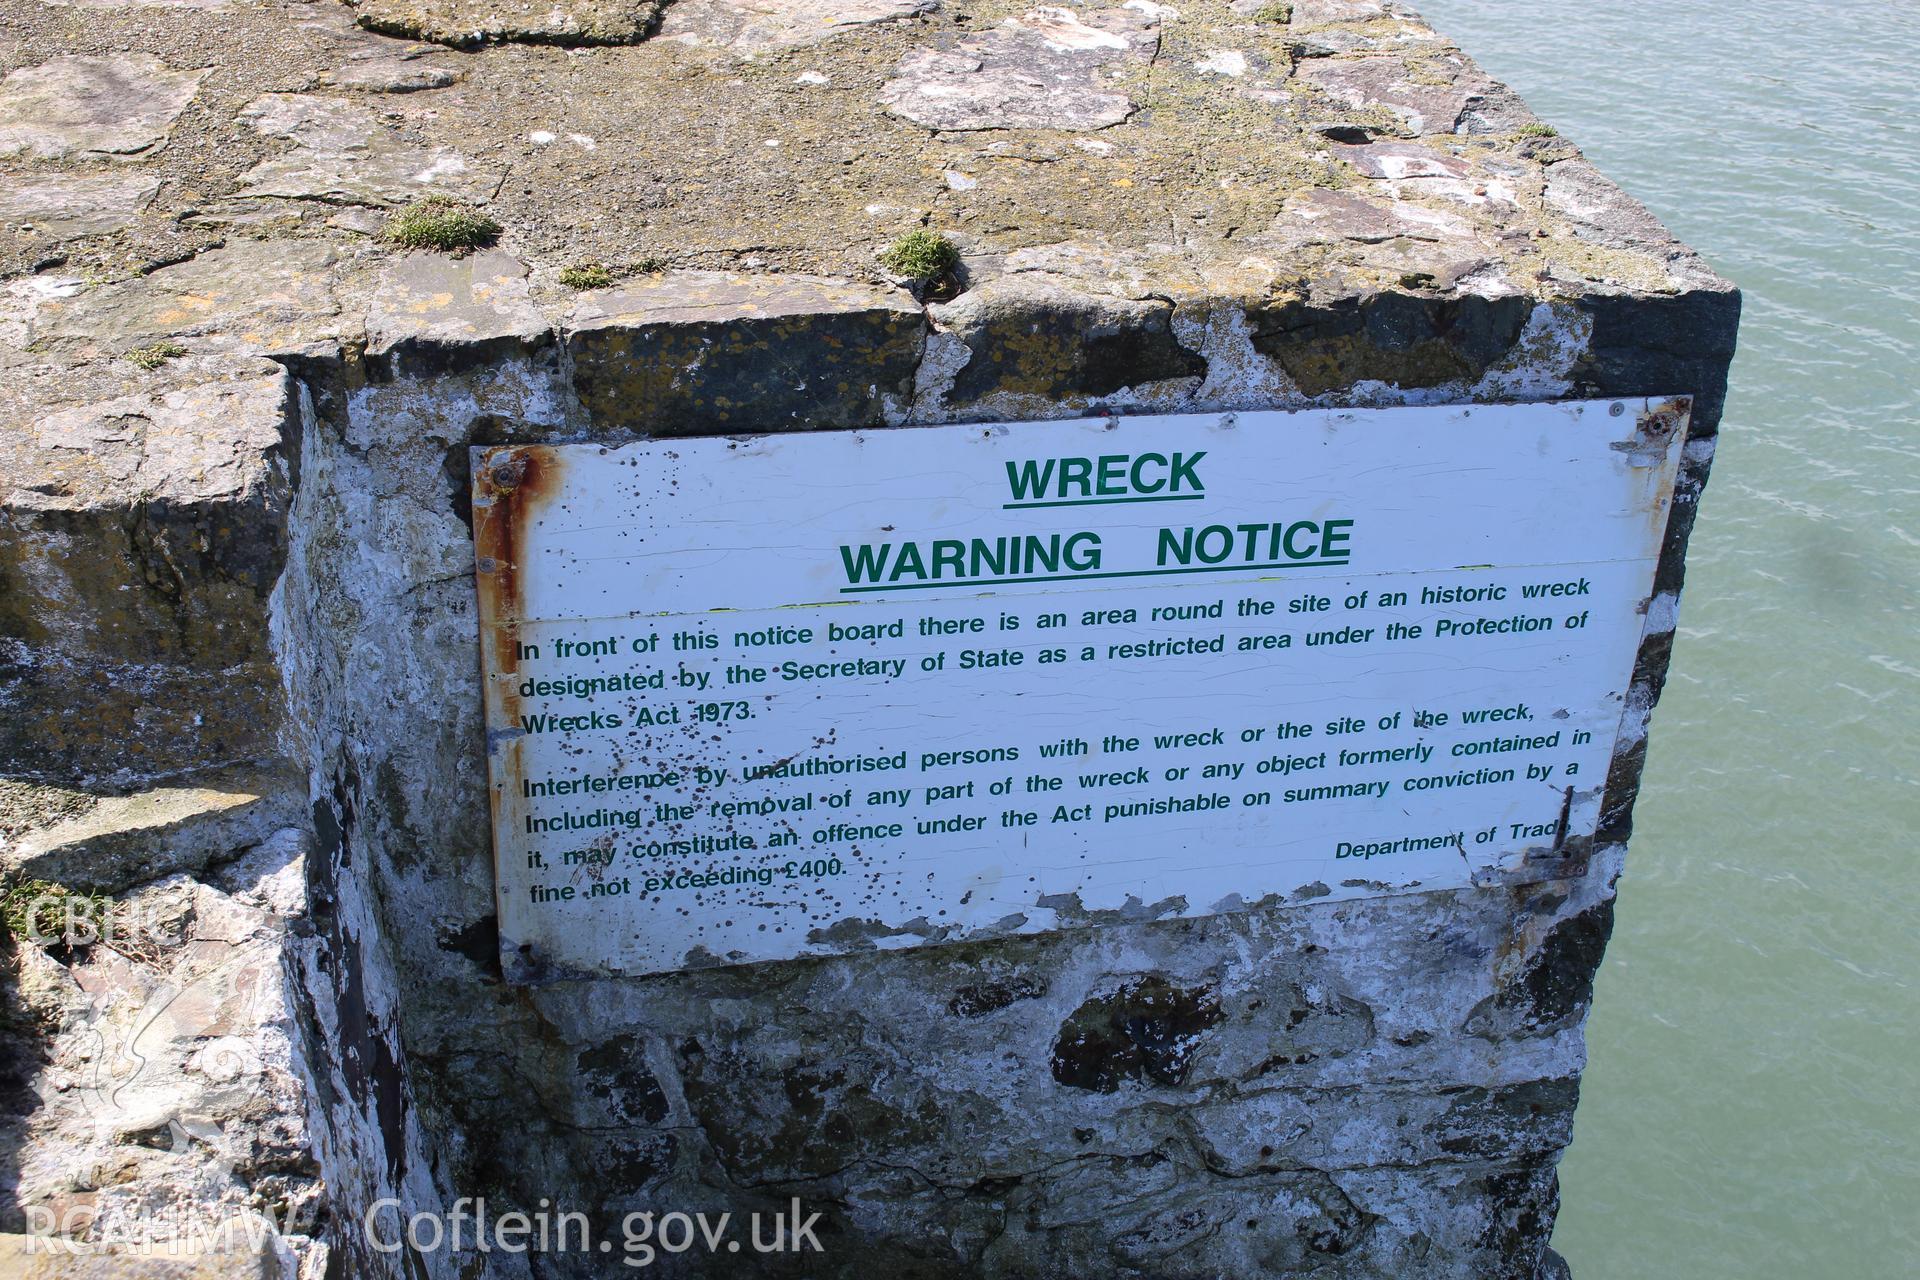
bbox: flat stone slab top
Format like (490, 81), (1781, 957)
(0, 0), (1723, 304)
(879, 5), (1162, 131)
(0, 0), (1738, 781)
(0, 168), (162, 237)
(0, 53), (203, 159)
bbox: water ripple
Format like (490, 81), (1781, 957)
(1414, 2), (1920, 1275)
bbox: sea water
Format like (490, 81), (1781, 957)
(1415, 2), (1920, 1274)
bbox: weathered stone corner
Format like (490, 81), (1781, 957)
(0, 363), (298, 782)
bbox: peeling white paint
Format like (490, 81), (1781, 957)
(1472, 301), (1594, 400)
(1643, 590), (1681, 636)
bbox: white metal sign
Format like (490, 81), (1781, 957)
(472, 398), (1688, 980)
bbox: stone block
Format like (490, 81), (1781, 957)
(0, 1235), (280, 1278)
(0, 361), (295, 781)
(659, 0), (936, 54)
(25, 242), (348, 360)
(366, 249), (548, 374)
(235, 94), (500, 208)
(881, 7), (1164, 132)
(345, 0), (669, 46)
(4, 764), (305, 893)
(565, 271), (925, 432)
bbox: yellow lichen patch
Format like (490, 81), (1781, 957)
(1535, 236), (1681, 294)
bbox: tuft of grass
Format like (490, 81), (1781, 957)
(1, 878), (112, 952)
(633, 256), (668, 274)
(383, 196), (502, 254)
(1516, 122), (1559, 138)
(558, 263), (617, 290)
(126, 340), (187, 371)
(879, 230), (959, 283)
(1252, 1), (1292, 21)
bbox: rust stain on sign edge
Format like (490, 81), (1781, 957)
(472, 443), (565, 981)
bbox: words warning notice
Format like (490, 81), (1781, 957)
(473, 398), (1688, 980)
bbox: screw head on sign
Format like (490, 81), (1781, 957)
(488, 453), (526, 491)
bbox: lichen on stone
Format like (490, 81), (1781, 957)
(342, 0), (670, 48)
(124, 339), (187, 370)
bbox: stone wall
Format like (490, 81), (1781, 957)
(0, 1), (1737, 1275)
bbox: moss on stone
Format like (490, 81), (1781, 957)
(383, 196), (502, 254)
(1252, 1), (1292, 21)
(558, 263), (617, 290)
(878, 230), (959, 283)
(0, 877), (111, 951)
(125, 339), (186, 370)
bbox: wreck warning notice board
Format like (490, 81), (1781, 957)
(473, 398), (1687, 979)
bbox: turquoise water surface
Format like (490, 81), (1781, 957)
(1413, 2), (1920, 1275)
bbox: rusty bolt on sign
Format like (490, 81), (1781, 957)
(486, 451), (527, 493)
